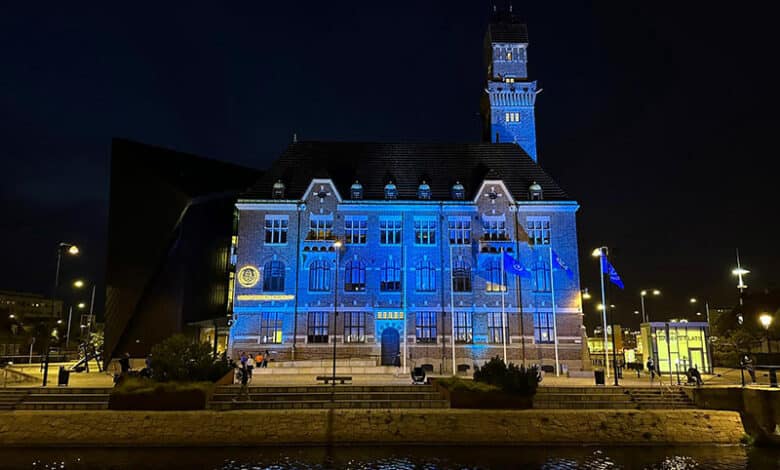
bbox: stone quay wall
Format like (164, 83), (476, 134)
(0, 409), (744, 447)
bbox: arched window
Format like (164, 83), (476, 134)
(452, 259), (471, 292)
(416, 260), (436, 292)
(384, 181), (398, 200)
(380, 258), (401, 292)
(534, 258), (551, 293)
(344, 259), (366, 292)
(485, 258), (506, 292)
(308, 259), (330, 292)
(263, 260), (285, 292)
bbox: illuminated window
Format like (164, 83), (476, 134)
(454, 312), (473, 343)
(414, 217), (437, 245)
(308, 259), (330, 292)
(344, 259), (366, 292)
(264, 215), (288, 244)
(504, 112), (520, 123)
(380, 217), (402, 245)
(533, 258), (551, 293)
(452, 258), (471, 292)
(309, 215), (333, 241)
(262, 261), (285, 292)
(485, 257), (506, 292)
(506, 51), (512, 61)
(505, 77), (515, 83)
(487, 312), (506, 344)
(534, 311), (554, 344)
(345, 216), (368, 244)
(307, 312), (329, 343)
(380, 258), (401, 292)
(448, 216), (471, 245)
(482, 215), (507, 241)
(415, 259), (436, 292)
(415, 312), (437, 343)
(344, 312), (366, 343)
(259, 312), (283, 344)
(527, 216), (551, 245)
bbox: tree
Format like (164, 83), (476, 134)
(149, 334), (230, 382)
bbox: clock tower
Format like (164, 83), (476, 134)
(481, 8), (538, 162)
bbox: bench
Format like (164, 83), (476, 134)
(316, 375), (352, 384)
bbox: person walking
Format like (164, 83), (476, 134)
(246, 353), (255, 383)
(741, 355), (756, 384)
(233, 363), (251, 403)
(262, 350), (270, 368)
(646, 357), (656, 383)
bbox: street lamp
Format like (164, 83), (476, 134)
(44, 242), (79, 386)
(581, 288), (592, 300)
(760, 313), (773, 353)
(732, 249), (749, 305)
(331, 240), (343, 387)
(639, 289), (661, 323)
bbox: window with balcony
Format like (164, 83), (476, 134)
(309, 215), (334, 241)
(482, 215), (507, 241)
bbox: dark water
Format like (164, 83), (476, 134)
(2, 446), (778, 469)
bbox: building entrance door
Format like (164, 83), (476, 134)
(689, 348), (705, 372)
(381, 328), (400, 366)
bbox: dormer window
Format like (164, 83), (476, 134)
(350, 180), (363, 200)
(272, 180), (285, 199)
(451, 181), (465, 200)
(417, 181), (431, 200)
(529, 181), (543, 201)
(384, 181), (397, 200)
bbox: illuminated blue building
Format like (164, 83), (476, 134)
(228, 11), (584, 373)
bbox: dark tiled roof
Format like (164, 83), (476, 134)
(241, 142), (570, 202)
(489, 21), (528, 43)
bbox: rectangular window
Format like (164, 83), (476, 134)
(487, 312), (506, 344)
(259, 312), (283, 344)
(264, 215), (289, 244)
(454, 312), (473, 344)
(448, 216), (471, 245)
(379, 217), (402, 245)
(534, 311), (554, 344)
(533, 260), (551, 293)
(307, 312), (329, 343)
(415, 312), (437, 343)
(482, 215), (507, 241)
(344, 216), (368, 244)
(414, 217), (437, 245)
(309, 215), (333, 241)
(527, 216), (551, 245)
(344, 312), (366, 343)
(504, 112), (520, 122)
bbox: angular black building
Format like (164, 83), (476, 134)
(103, 139), (261, 363)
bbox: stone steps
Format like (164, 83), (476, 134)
(210, 391), (442, 403)
(24, 393), (110, 403)
(0, 390), (29, 410)
(212, 399), (449, 410)
(249, 366), (396, 375)
(216, 385), (427, 393)
(16, 402), (109, 411)
(266, 359), (378, 368)
(533, 386), (697, 410)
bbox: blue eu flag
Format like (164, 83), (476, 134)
(503, 252), (531, 278)
(551, 250), (574, 280)
(601, 257), (624, 290)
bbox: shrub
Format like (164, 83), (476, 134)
(473, 356), (540, 396)
(149, 334), (231, 382)
(435, 377), (500, 393)
(109, 377), (213, 410)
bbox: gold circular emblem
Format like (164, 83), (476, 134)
(237, 266), (260, 288)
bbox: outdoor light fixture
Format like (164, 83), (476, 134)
(591, 248), (602, 257)
(77, 302), (86, 309)
(67, 245), (79, 255)
(690, 298), (697, 303)
(8, 314), (14, 319)
(73, 280), (85, 288)
(639, 289), (661, 323)
(581, 288), (591, 300)
(760, 313), (773, 330)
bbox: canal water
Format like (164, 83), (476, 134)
(1, 446), (778, 469)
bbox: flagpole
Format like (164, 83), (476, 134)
(548, 246), (560, 376)
(402, 242), (407, 374)
(598, 247), (609, 379)
(449, 244), (457, 376)
(500, 248), (507, 364)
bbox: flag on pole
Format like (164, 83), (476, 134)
(503, 251), (531, 278)
(551, 250), (574, 279)
(601, 257), (624, 289)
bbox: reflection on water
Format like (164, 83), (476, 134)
(3, 445), (778, 469)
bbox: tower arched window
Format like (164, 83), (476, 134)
(308, 259), (330, 292)
(263, 260), (285, 292)
(416, 260), (436, 292)
(380, 258), (401, 292)
(485, 258), (506, 292)
(344, 259), (366, 292)
(452, 259), (471, 292)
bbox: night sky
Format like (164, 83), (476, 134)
(2, 2), (778, 331)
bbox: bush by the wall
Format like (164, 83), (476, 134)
(109, 378), (213, 410)
(149, 334), (231, 382)
(473, 356), (540, 397)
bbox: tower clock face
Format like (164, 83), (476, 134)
(237, 265), (260, 288)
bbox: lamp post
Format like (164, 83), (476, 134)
(639, 289), (661, 324)
(331, 240), (343, 387)
(592, 247), (612, 382)
(760, 313), (773, 353)
(732, 249), (749, 306)
(691, 297), (714, 373)
(44, 242), (79, 386)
